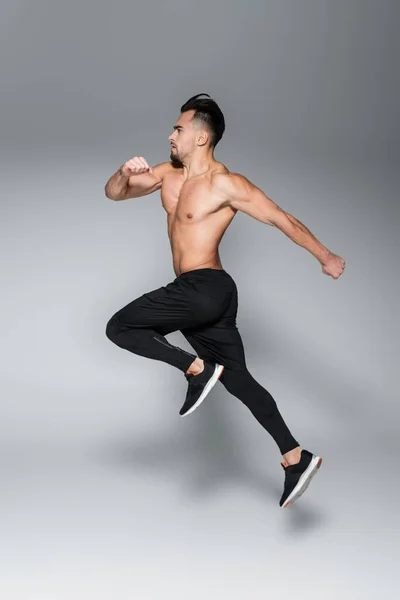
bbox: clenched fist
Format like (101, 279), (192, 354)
(120, 156), (153, 177)
(322, 252), (346, 279)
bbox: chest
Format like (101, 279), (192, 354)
(161, 176), (218, 222)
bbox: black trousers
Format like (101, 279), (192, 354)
(106, 268), (299, 455)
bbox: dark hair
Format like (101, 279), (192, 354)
(180, 93), (225, 148)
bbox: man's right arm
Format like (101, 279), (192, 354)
(104, 159), (175, 201)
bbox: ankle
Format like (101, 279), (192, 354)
(186, 358), (204, 375)
(283, 446), (302, 466)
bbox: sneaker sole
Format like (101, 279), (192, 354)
(180, 364), (225, 417)
(282, 455), (323, 508)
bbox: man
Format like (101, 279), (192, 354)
(104, 93), (345, 508)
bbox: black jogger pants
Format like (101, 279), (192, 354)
(105, 268), (299, 455)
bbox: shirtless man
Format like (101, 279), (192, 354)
(104, 93), (345, 508)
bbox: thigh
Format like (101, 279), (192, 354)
(110, 278), (227, 336)
(181, 271), (247, 370)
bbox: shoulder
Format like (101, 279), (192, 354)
(212, 171), (253, 198)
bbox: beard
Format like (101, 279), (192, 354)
(170, 148), (183, 168)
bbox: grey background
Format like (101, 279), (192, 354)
(1, 0), (399, 598)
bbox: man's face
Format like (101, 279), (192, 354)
(168, 110), (198, 164)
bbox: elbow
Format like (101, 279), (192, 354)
(105, 186), (118, 201)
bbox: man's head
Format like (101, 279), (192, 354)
(169, 93), (225, 165)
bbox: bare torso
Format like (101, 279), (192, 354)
(160, 161), (237, 277)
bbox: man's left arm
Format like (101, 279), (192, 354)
(215, 173), (346, 279)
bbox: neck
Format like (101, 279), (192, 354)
(182, 150), (216, 179)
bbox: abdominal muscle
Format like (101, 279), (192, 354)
(168, 210), (235, 277)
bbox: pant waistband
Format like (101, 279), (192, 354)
(179, 268), (227, 277)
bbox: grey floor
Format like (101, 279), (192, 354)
(1, 352), (397, 599)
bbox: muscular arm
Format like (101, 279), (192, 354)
(215, 173), (331, 265)
(105, 161), (175, 201)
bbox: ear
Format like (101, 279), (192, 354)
(197, 130), (209, 147)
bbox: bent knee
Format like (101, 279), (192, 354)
(105, 316), (121, 341)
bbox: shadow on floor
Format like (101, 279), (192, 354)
(92, 389), (327, 534)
